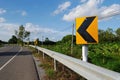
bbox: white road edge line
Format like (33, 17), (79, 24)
(0, 47), (23, 71)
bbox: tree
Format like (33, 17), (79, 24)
(98, 29), (106, 42)
(45, 37), (49, 42)
(15, 25), (30, 45)
(44, 37), (56, 45)
(105, 28), (115, 42)
(62, 35), (76, 43)
(8, 35), (17, 44)
(99, 28), (115, 42)
(116, 28), (120, 40)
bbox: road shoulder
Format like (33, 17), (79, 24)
(33, 56), (46, 80)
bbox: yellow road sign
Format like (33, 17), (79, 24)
(34, 39), (38, 45)
(76, 16), (98, 44)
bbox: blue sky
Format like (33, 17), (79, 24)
(0, 0), (120, 41)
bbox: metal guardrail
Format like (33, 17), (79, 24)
(30, 45), (120, 80)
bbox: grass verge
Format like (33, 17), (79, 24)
(31, 48), (86, 80)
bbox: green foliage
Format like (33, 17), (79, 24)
(0, 40), (7, 45)
(116, 28), (120, 40)
(88, 43), (120, 72)
(46, 69), (55, 79)
(0, 40), (2, 46)
(0, 40), (3, 46)
(15, 25), (30, 45)
(99, 28), (116, 42)
(62, 35), (76, 43)
(45, 37), (49, 42)
(99, 28), (120, 42)
(43, 38), (120, 73)
(8, 35), (17, 44)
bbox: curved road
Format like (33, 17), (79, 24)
(0, 45), (39, 80)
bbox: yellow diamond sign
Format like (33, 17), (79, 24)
(76, 16), (98, 44)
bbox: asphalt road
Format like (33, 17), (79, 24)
(0, 45), (39, 80)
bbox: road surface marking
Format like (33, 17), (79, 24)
(0, 47), (23, 71)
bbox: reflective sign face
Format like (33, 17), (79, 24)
(34, 39), (38, 45)
(76, 16), (98, 44)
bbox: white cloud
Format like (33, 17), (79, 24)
(0, 23), (19, 41)
(21, 11), (27, 16)
(25, 23), (69, 41)
(0, 8), (6, 14)
(0, 17), (6, 23)
(16, 10), (27, 16)
(63, 0), (99, 21)
(0, 23), (18, 33)
(25, 23), (68, 35)
(63, 0), (120, 21)
(0, 22), (70, 41)
(99, 4), (120, 20)
(53, 1), (71, 15)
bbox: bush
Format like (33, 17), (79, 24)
(46, 69), (55, 79)
(42, 41), (120, 73)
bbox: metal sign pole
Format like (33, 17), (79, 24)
(82, 44), (88, 62)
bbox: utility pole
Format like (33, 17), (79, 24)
(71, 23), (74, 54)
(42, 36), (45, 59)
(42, 36), (44, 47)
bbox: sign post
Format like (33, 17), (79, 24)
(82, 45), (88, 62)
(76, 16), (98, 62)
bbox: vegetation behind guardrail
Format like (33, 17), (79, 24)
(42, 42), (120, 73)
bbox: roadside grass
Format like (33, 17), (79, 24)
(31, 48), (86, 80)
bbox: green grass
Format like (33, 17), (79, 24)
(46, 69), (55, 79)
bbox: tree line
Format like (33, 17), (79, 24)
(99, 28), (120, 42)
(57, 28), (120, 44)
(1, 26), (120, 45)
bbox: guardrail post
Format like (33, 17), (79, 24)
(43, 52), (45, 59)
(37, 49), (39, 54)
(82, 45), (88, 62)
(54, 59), (57, 71)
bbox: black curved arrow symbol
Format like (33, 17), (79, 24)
(77, 16), (96, 43)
